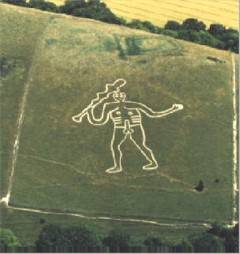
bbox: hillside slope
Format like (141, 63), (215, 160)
(0, 3), (236, 234)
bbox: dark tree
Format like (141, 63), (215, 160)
(1, 0), (27, 6)
(0, 57), (17, 77)
(36, 224), (101, 252)
(221, 28), (239, 53)
(190, 232), (225, 253)
(178, 30), (201, 42)
(224, 234), (239, 253)
(208, 223), (226, 237)
(103, 230), (131, 252)
(208, 25), (238, 53)
(62, 226), (101, 252)
(59, 0), (86, 14)
(143, 236), (163, 252)
(28, 0), (59, 12)
(164, 20), (181, 31)
(195, 180), (204, 192)
(174, 239), (193, 253)
(233, 223), (239, 238)
(39, 218), (46, 224)
(209, 24), (226, 37)
(35, 224), (64, 252)
(182, 18), (206, 31)
(197, 31), (220, 47)
(208, 223), (239, 253)
(60, 0), (123, 24)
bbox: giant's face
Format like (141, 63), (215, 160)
(113, 92), (126, 102)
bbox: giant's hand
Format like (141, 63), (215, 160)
(72, 114), (84, 123)
(172, 104), (184, 111)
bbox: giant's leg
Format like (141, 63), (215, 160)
(106, 128), (127, 174)
(130, 126), (158, 170)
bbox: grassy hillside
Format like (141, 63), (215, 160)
(0, 4), (51, 196)
(0, 3), (236, 244)
(51, 0), (238, 29)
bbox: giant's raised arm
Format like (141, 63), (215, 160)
(86, 102), (117, 126)
(126, 102), (183, 118)
(72, 93), (114, 124)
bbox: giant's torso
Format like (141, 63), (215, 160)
(110, 105), (141, 128)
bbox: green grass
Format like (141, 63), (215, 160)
(0, 5), (52, 196)
(0, 3), (236, 244)
(0, 205), (205, 246)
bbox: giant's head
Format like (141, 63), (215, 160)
(113, 91), (126, 102)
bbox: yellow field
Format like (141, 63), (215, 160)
(50, 0), (238, 29)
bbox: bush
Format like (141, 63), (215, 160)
(125, 37), (142, 55)
(195, 180), (205, 192)
(162, 29), (179, 38)
(0, 228), (21, 250)
(127, 19), (161, 34)
(127, 19), (145, 30)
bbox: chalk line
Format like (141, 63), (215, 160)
(231, 54), (238, 225)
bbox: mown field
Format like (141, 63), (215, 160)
(0, 3), (236, 244)
(52, 0), (238, 29)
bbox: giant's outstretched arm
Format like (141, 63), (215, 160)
(127, 102), (183, 118)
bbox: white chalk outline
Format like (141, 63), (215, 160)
(72, 79), (184, 174)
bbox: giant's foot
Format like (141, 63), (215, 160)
(143, 161), (158, 171)
(105, 166), (123, 174)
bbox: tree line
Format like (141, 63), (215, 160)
(1, 223), (239, 252)
(1, 0), (239, 53)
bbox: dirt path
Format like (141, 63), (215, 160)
(7, 204), (210, 228)
(231, 54), (238, 225)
